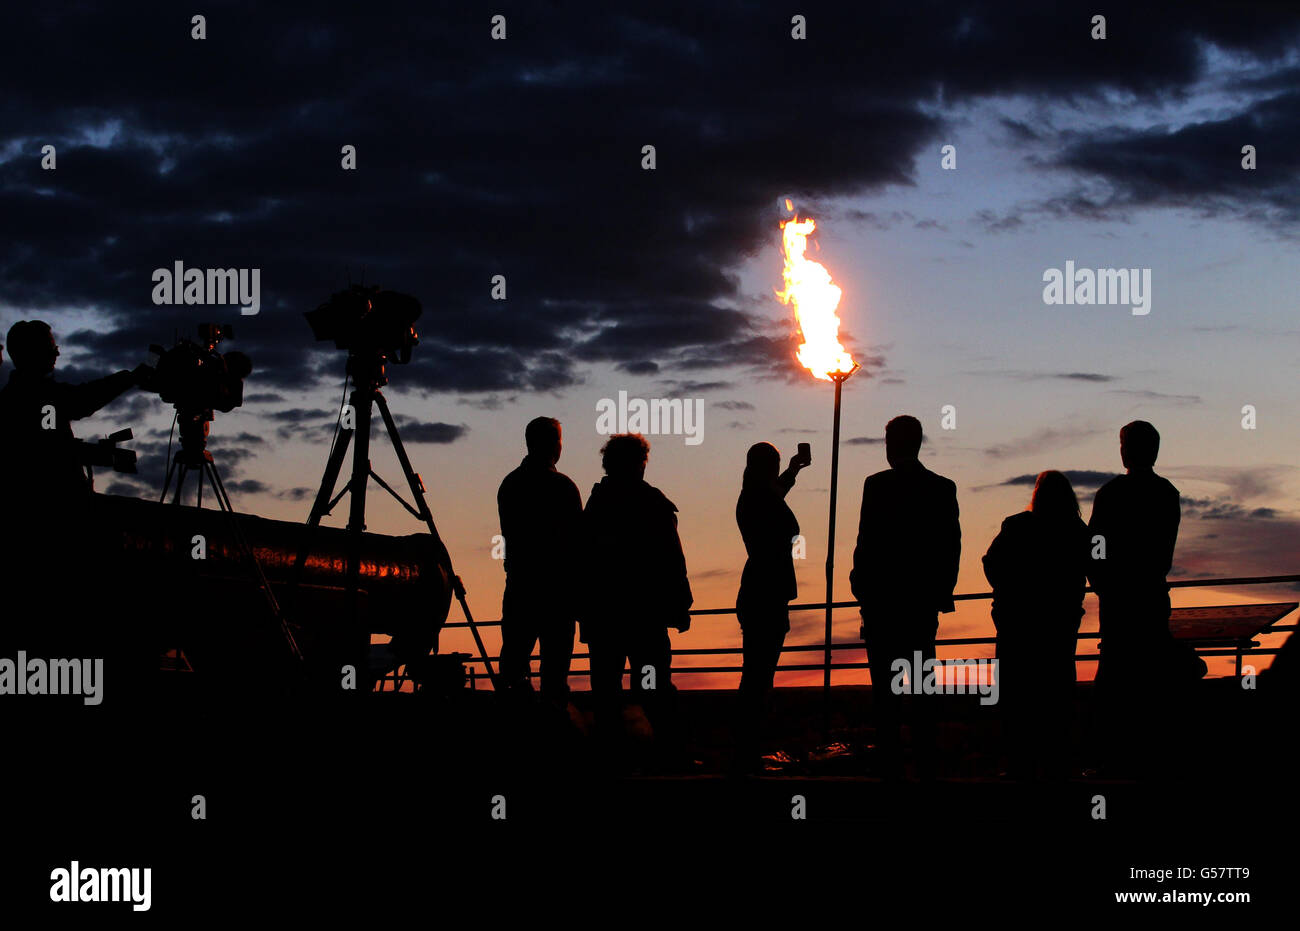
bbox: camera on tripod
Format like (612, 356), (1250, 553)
(146, 323), (251, 414)
(304, 285), (421, 363)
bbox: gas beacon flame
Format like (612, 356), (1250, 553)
(776, 203), (855, 380)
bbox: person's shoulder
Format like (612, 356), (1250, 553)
(914, 465), (956, 496)
(929, 469), (957, 494)
(643, 482), (678, 513)
(1154, 473), (1179, 498)
(1002, 510), (1033, 531)
(552, 468), (580, 489)
(497, 462), (526, 493)
(1095, 473), (1124, 496)
(863, 468), (892, 488)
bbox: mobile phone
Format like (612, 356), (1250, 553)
(797, 442), (811, 464)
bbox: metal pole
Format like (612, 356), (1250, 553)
(823, 365), (858, 726)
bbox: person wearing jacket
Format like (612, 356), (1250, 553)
(850, 415), (960, 780)
(580, 433), (692, 753)
(496, 416), (584, 702)
(983, 470), (1089, 781)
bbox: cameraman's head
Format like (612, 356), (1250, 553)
(5, 320), (59, 375)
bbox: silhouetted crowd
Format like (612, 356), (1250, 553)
(0, 319), (1227, 780)
(500, 412), (1201, 779)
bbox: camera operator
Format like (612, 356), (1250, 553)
(0, 320), (150, 507)
(0, 320), (151, 661)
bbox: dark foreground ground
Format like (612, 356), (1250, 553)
(3, 676), (1294, 918)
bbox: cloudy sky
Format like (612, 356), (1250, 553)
(3, 1), (1298, 685)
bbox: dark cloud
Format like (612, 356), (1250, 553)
(1108, 388), (1201, 405)
(391, 417), (469, 444)
(1000, 469), (1116, 488)
(713, 400), (755, 411)
(984, 425), (1102, 459)
(265, 407), (335, 441)
(617, 360), (661, 376)
(656, 379), (735, 394)
(1051, 90), (1300, 229)
(1182, 497), (1279, 521)
(5, 1), (1296, 397)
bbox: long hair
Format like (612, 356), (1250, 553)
(1029, 470), (1080, 521)
(742, 442), (780, 491)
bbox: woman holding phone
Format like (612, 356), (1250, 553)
(732, 440), (810, 772)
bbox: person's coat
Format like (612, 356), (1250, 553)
(579, 476), (692, 642)
(850, 461), (960, 619)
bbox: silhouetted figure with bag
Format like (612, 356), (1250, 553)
(1087, 420), (1190, 775)
(983, 471), (1089, 781)
(850, 415), (960, 780)
(580, 434), (692, 763)
(496, 417), (583, 702)
(732, 441), (809, 772)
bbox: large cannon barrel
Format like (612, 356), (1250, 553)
(88, 493), (454, 688)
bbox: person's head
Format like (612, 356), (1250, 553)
(5, 320), (58, 374)
(743, 442), (781, 489)
(1119, 420), (1160, 471)
(601, 433), (650, 480)
(885, 414), (923, 468)
(525, 416), (562, 464)
(1029, 470), (1081, 521)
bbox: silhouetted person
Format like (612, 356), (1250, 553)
(983, 471), (1089, 781)
(1087, 420), (1182, 775)
(850, 415), (960, 780)
(0, 321), (144, 507)
(732, 441), (809, 772)
(580, 434), (692, 761)
(0, 320), (146, 658)
(496, 417), (583, 702)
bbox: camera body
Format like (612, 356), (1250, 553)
(304, 285), (421, 363)
(146, 324), (250, 414)
(75, 428), (138, 475)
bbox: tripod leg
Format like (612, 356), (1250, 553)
(341, 389), (376, 694)
(204, 460), (304, 663)
(171, 465), (189, 506)
(374, 391), (501, 690)
(159, 456), (180, 504)
(291, 419), (355, 581)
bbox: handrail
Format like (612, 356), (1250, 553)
(425, 573), (1300, 686)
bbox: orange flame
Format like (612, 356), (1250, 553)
(776, 207), (855, 381)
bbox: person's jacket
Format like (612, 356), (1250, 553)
(736, 471), (799, 608)
(1086, 470), (1180, 601)
(1087, 469), (1181, 645)
(850, 460), (961, 616)
(982, 509), (1089, 639)
(496, 455), (583, 596)
(0, 367), (135, 502)
(579, 475), (692, 639)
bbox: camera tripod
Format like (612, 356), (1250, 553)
(160, 408), (304, 662)
(293, 351), (499, 690)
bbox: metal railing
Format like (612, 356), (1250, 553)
(426, 573), (1299, 688)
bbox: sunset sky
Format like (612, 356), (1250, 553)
(3, 2), (1298, 686)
